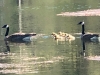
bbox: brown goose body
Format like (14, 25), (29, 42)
(5, 33), (36, 42)
(2, 24), (36, 43)
(78, 21), (99, 42)
(82, 34), (99, 42)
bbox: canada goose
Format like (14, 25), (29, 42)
(2, 24), (36, 43)
(78, 21), (99, 42)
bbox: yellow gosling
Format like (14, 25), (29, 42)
(51, 32), (75, 44)
(51, 32), (66, 44)
(58, 31), (75, 41)
(66, 34), (75, 43)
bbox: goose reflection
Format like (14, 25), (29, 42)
(3, 41), (10, 54)
(80, 40), (86, 56)
(81, 41), (100, 61)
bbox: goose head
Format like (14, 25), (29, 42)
(78, 21), (85, 35)
(2, 24), (9, 28)
(77, 21), (84, 25)
(2, 24), (9, 37)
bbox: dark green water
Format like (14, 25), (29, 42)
(0, 0), (100, 75)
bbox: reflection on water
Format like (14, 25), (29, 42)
(0, 37), (75, 74)
(1, 0), (100, 75)
(1, 36), (100, 75)
(0, 51), (65, 74)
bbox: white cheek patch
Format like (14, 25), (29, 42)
(6, 25), (9, 28)
(82, 22), (85, 25)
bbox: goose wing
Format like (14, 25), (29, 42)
(82, 34), (99, 42)
(5, 33), (36, 42)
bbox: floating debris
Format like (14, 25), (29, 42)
(57, 9), (100, 16)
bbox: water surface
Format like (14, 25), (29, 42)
(0, 0), (100, 75)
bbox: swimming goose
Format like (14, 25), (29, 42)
(78, 21), (100, 42)
(2, 24), (36, 43)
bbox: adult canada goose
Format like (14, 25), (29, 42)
(78, 21), (100, 42)
(2, 24), (36, 43)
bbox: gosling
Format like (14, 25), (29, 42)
(51, 32), (75, 44)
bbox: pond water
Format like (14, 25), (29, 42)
(0, 0), (100, 75)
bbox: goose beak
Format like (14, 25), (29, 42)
(77, 22), (82, 25)
(2, 26), (6, 28)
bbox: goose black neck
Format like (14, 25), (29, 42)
(5, 27), (9, 36)
(82, 24), (85, 35)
